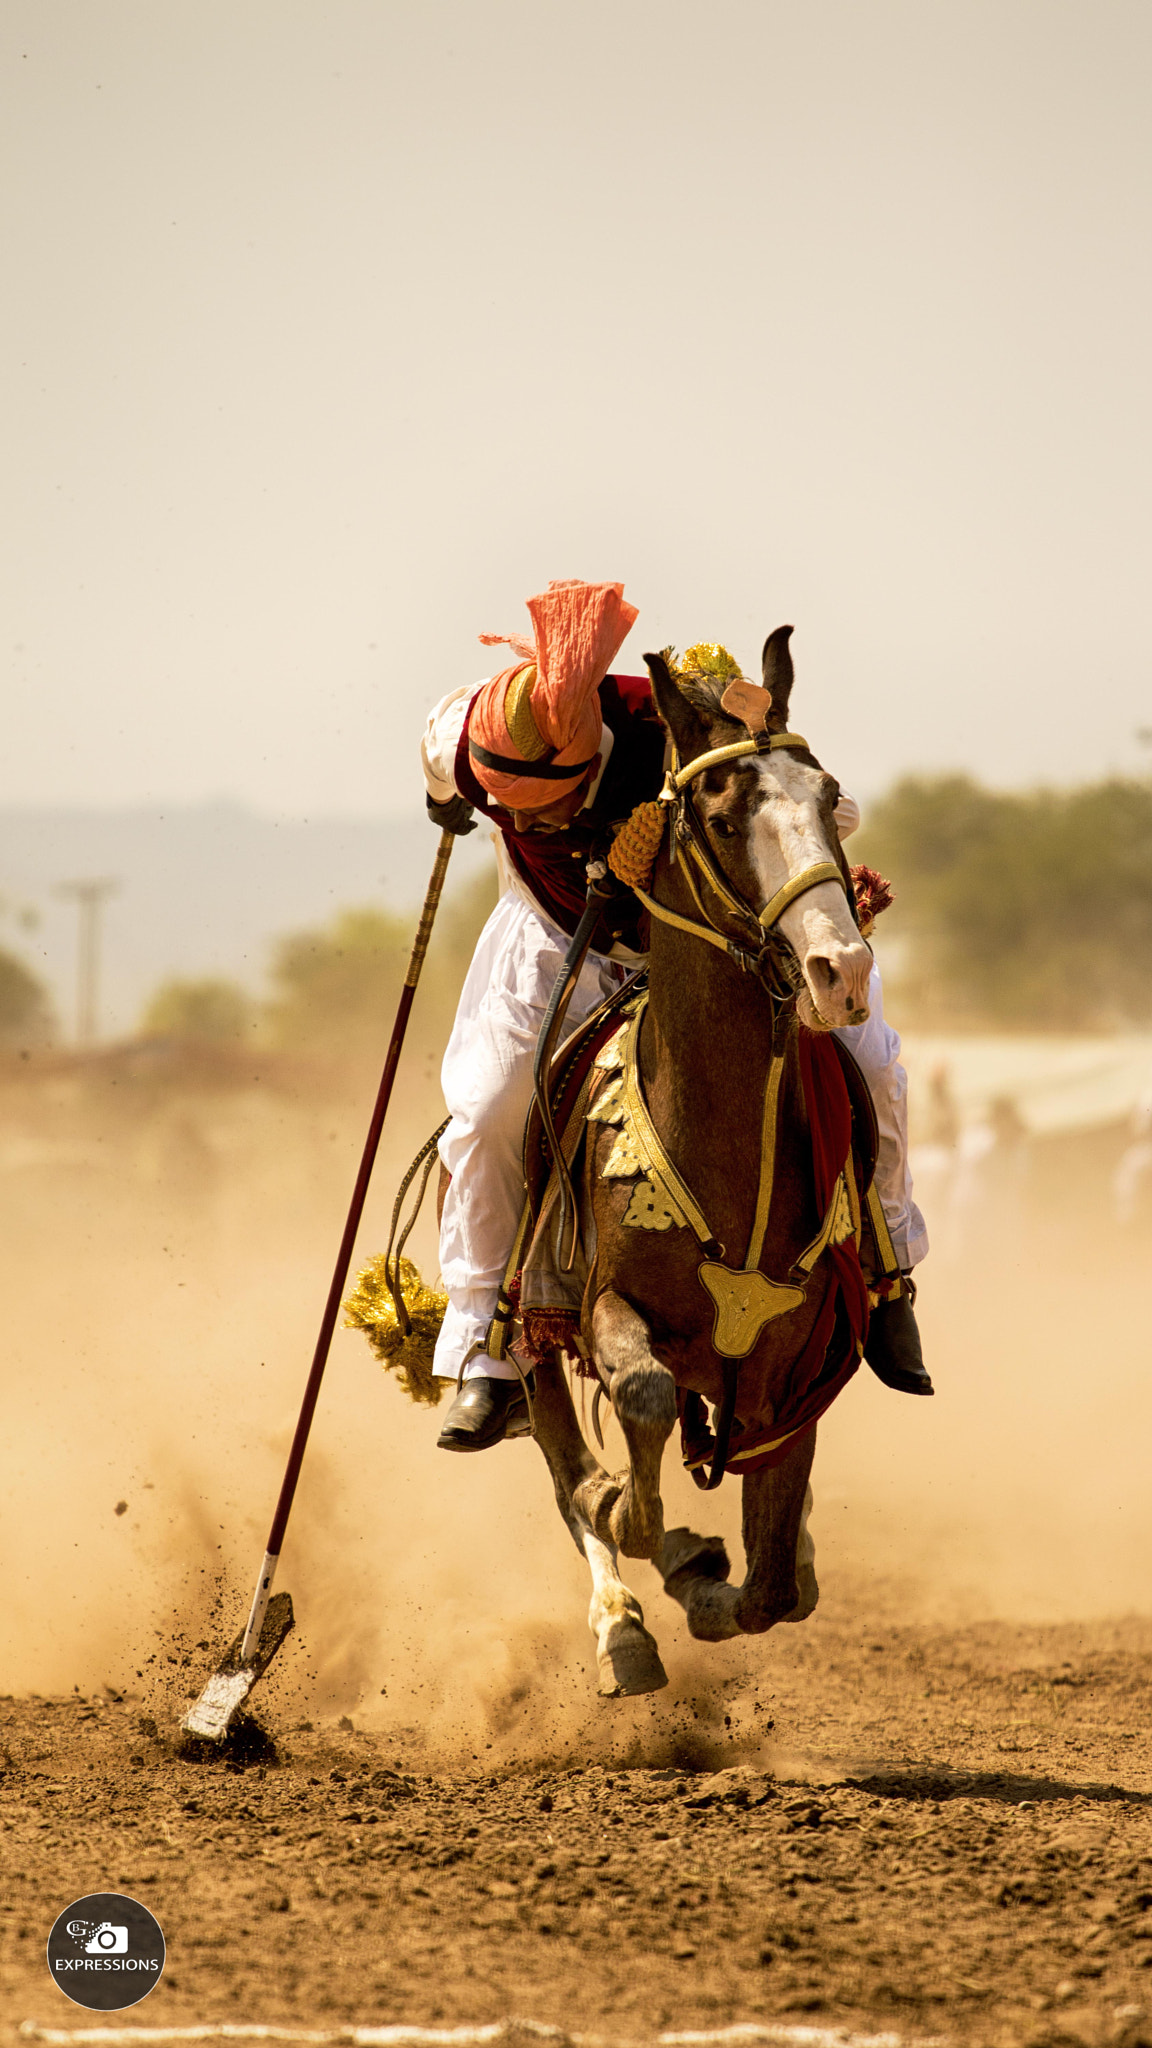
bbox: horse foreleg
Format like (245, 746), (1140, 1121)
(660, 1426), (817, 1641)
(531, 1357), (668, 1697)
(574, 1289), (677, 1563)
(784, 1479), (819, 1623)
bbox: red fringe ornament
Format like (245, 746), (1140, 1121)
(851, 864), (894, 938)
(520, 1305), (587, 1369)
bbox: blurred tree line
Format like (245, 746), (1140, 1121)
(0, 951), (56, 1049)
(8, 770), (1150, 1052)
(136, 863), (499, 1073)
(856, 774), (1152, 1030)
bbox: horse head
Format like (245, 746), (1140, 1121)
(643, 629), (873, 1030)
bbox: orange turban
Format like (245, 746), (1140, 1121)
(468, 578), (638, 808)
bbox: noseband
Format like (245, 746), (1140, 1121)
(631, 730), (854, 988)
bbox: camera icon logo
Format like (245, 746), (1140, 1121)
(86, 1924), (129, 1954)
(50, 1892), (165, 2011)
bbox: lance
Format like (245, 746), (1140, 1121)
(181, 829), (456, 1741)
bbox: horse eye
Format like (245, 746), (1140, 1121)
(711, 816), (736, 840)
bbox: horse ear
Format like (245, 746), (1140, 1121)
(762, 625), (795, 730)
(644, 650), (711, 761)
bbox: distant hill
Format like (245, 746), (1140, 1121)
(0, 803), (495, 1040)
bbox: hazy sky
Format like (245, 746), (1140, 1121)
(4, 0), (1151, 818)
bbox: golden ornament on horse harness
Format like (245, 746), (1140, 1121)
(588, 997), (860, 1359)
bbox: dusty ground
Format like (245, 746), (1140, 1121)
(5, 1595), (1152, 2046)
(4, 1044), (1152, 2045)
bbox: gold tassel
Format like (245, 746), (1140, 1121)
(608, 801), (666, 889)
(343, 1255), (447, 1406)
(674, 642), (743, 684)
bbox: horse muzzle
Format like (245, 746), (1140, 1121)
(802, 941), (873, 1031)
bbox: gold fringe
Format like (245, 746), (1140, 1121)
(343, 1254), (447, 1406)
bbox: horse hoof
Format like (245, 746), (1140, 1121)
(660, 1527), (731, 1588)
(597, 1619), (669, 1698)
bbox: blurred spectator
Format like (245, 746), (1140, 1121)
(924, 1062), (961, 1149)
(1114, 1090), (1152, 1228)
(909, 1060), (961, 1250)
(950, 1091), (1030, 1257)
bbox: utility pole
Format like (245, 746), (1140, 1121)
(56, 878), (119, 1046)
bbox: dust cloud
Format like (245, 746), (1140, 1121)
(2, 1028), (1149, 1767)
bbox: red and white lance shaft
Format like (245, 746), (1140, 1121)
(239, 829), (455, 1663)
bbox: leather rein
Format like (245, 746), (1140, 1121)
(632, 729), (853, 987)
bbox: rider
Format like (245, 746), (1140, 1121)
(421, 578), (931, 1451)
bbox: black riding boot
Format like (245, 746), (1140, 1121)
(436, 1374), (529, 1451)
(863, 1293), (934, 1396)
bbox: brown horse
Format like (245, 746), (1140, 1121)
(527, 628), (879, 1696)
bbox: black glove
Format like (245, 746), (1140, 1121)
(426, 792), (477, 836)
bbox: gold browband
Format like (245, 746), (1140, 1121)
(637, 729), (850, 957)
(660, 731), (812, 800)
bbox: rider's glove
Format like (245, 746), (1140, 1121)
(426, 792), (477, 836)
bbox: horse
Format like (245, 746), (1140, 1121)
(523, 628), (879, 1697)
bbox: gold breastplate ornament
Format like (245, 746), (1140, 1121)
(587, 998), (858, 1359)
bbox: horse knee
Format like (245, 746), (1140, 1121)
(611, 1361), (677, 1433)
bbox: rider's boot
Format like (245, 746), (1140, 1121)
(436, 1374), (529, 1452)
(863, 1290), (934, 1397)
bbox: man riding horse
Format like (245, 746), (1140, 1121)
(421, 577), (930, 1453)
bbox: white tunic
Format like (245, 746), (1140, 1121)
(422, 685), (926, 1382)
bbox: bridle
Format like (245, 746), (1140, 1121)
(632, 729), (855, 990)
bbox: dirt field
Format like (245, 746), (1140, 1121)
(4, 1046), (1152, 2045)
(5, 1601), (1152, 2046)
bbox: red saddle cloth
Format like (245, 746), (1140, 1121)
(734, 1030), (872, 1468)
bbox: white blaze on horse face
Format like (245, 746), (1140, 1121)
(747, 754), (872, 1031)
